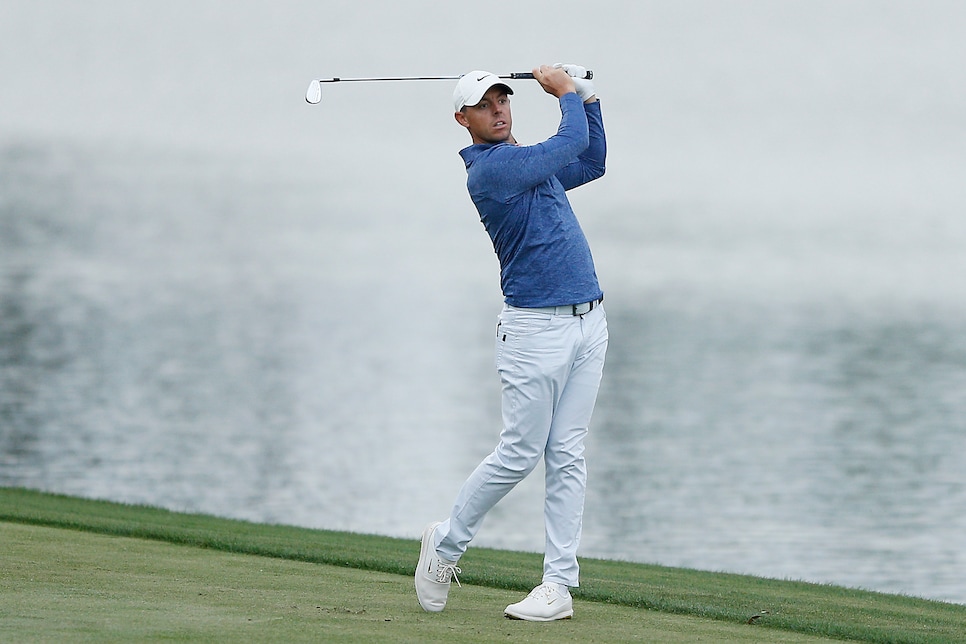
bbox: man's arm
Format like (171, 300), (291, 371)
(512, 64), (604, 192)
(467, 93), (589, 200)
(555, 101), (606, 190)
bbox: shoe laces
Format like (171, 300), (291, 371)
(434, 560), (462, 587)
(529, 582), (563, 601)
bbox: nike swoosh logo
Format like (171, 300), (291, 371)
(477, 75), (488, 81)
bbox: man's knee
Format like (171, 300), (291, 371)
(494, 443), (542, 477)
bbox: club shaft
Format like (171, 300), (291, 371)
(315, 73), (537, 83)
(305, 71), (592, 103)
(312, 71), (592, 83)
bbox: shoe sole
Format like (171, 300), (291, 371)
(415, 521), (444, 612)
(504, 608), (574, 621)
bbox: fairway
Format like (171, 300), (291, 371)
(2, 488), (965, 643)
(3, 521), (832, 643)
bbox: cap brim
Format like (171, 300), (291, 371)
(456, 73), (514, 111)
(465, 81), (513, 108)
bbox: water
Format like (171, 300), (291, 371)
(3, 1), (966, 605)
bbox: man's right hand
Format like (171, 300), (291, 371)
(532, 64), (577, 99)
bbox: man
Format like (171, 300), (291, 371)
(415, 64), (608, 621)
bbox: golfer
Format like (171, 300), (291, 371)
(415, 64), (608, 621)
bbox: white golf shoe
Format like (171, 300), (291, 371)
(504, 582), (574, 621)
(414, 521), (461, 612)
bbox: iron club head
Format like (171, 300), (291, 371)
(305, 80), (323, 104)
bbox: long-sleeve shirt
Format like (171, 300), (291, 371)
(459, 92), (606, 308)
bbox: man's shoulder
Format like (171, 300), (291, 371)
(459, 142), (515, 168)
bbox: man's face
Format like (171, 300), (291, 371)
(455, 86), (513, 145)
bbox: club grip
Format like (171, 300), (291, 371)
(510, 70), (593, 80)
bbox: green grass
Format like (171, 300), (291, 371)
(2, 487), (964, 643)
(3, 522), (833, 643)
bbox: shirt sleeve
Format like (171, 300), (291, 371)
(555, 100), (606, 191)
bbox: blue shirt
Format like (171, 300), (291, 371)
(459, 92), (606, 308)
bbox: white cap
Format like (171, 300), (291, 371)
(453, 71), (513, 111)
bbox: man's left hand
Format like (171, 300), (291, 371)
(553, 63), (597, 102)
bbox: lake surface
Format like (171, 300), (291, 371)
(2, 0), (965, 604)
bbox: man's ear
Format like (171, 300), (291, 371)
(454, 111), (470, 128)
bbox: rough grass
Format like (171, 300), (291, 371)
(2, 487), (964, 643)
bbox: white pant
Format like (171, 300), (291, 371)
(435, 303), (608, 587)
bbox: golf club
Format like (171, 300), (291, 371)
(305, 70), (593, 104)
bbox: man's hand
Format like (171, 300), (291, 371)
(553, 63), (597, 102)
(532, 64), (576, 99)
